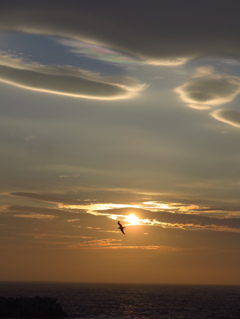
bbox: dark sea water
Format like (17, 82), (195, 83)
(0, 282), (240, 319)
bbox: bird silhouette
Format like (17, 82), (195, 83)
(117, 221), (126, 235)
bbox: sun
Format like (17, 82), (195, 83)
(126, 214), (140, 225)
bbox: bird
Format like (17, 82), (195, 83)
(117, 221), (126, 235)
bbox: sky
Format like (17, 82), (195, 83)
(0, 0), (240, 285)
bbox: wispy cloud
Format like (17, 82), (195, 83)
(145, 57), (191, 66)
(24, 135), (36, 141)
(59, 38), (190, 67)
(13, 213), (56, 219)
(67, 238), (122, 249)
(28, 233), (92, 240)
(58, 201), (240, 233)
(0, 53), (146, 100)
(66, 239), (182, 251)
(58, 38), (142, 67)
(8, 192), (240, 234)
(211, 109), (240, 128)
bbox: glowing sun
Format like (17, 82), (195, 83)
(126, 214), (140, 225)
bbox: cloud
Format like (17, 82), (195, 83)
(7, 205), (83, 221)
(0, 54), (145, 100)
(10, 192), (82, 205)
(145, 57), (190, 66)
(0, 205), (10, 214)
(175, 67), (240, 108)
(188, 104), (211, 110)
(59, 38), (192, 67)
(58, 38), (142, 67)
(67, 242), (174, 250)
(2, 1), (240, 65)
(175, 67), (240, 128)
(24, 135), (36, 141)
(211, 109), (240, 128)
(58, 174), (81, 179)
(13, 213), (56, 219)
(8, 192), (240, 234)
(60, 202), (240, 233)
(2, 1), (240, 106)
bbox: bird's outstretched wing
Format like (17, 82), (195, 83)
(117, 221), (126, 235)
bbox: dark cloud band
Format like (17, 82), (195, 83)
(1, 1), (240, 62)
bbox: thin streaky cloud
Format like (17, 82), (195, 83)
(0, 53), (146, 100)
(210, 109), (240, 128)
(58, 38), (142, 67)
(12, 213), (56, 220)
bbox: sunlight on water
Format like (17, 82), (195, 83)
(0, 282), (239, 319)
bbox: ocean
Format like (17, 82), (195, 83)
(0, 282), (239, 318)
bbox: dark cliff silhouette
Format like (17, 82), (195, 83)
(0, 296), (67, 318)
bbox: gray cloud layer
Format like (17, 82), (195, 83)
(1, 1), (240, 62)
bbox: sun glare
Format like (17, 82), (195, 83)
(126, 214), (140, 225)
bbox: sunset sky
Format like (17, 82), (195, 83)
(1, 0), (240, 285)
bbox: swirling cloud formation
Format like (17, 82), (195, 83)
(175, 67), (240, 128)
(175, 67), (240, 109)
